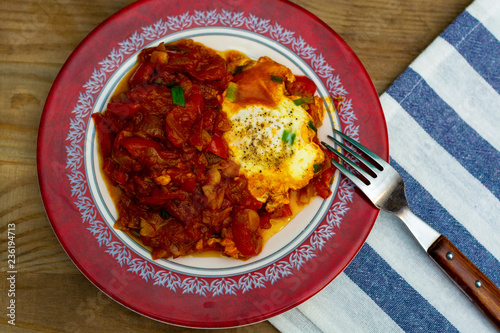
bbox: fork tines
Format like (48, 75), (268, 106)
(321, 129), (384, 188)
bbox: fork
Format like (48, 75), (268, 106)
(322, 129), (500, 328)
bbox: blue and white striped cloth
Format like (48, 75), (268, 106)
(269, 0), (500, 331)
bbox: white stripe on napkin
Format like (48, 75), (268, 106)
(366, 212), (495, 332)
(381, 93), (500, 259)
(274, 273), (403, 333)
(467, 0), (500, 39)
(409, 37), (500, 151)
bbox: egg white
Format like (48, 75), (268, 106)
(223, 96), (324, 211)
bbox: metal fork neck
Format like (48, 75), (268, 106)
(377, 177), (407, 214)
(395, 206), (441, 251)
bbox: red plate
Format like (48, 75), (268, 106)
(38, 0), (387, 328)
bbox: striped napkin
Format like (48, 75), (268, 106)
(269, 0), (500, 331)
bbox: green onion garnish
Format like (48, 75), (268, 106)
(313, 163), (322, 173)
(160, 210), (170, 218)
(233, 64), (247, 75)
(226, 82), (238, 102)
(293, 96), (314, 106)
(171, 86), (185, 107)
(130, 229), (141, 238)
(293, 98), (305, 106)
(307, 120), (317, 133)
(270, 75), (283, 83)
(282, 129), (290, 142)
(281, 129), (296, 145)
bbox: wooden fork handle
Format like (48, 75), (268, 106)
(428, 235), (500, 328)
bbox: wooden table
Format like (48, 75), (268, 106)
(1, 0), (472, 331)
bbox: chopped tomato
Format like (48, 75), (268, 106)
(231, 208), (262, 256)
(91, 113), (114, 157)
(280, 204), (293, 217)
(121, 137), (163, 158)
(287, 75), (317, 96)
(207, 131), (229, 159)
(106, 103), (141, 119)
(321, 167), (335, 183)
(180, 179), (197, 192)
(258, 213), (272, 229)
(188, 119), (211, 149)
(129, 62), (155, 87)
(240, 188), (263, 210)
(313, 179), (332, 199)
(215, 110), (232, 132)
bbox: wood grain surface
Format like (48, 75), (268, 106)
(0, 0), (472, 332)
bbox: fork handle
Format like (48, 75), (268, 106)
(428, 235), (500, 328)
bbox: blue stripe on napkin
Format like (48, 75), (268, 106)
(440, 11), (500, 93)
(386, 68), (500, 200)
(392, 159), (500, 286)
(344, 244), (458, 332)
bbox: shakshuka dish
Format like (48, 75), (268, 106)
(92, 39), (336, 260)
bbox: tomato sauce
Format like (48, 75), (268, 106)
(92, 39), (334, 260)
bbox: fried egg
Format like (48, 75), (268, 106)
(222, 57), (325, 212)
